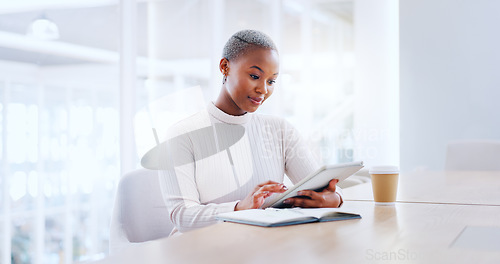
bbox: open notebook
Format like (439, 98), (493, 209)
(216, 208), (361, 227)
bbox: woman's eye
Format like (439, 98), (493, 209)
(268, 80), (276, 85)
(250, 74), (259, 80)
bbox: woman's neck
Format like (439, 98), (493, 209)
(214, 88), (247, 116)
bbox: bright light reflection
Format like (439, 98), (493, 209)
(28, 171), (38, 197)
(70, 106), (93, 136)
(10, 171), (27, 201)
(0, 103), (2, 160)
(26, 104), (38, 163)
(60, 171), (68, 195)
(44, 178), (52, 197)
(7, 103), (27, 163)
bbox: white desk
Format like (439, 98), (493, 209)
(89, 201), (500, 264)
(343, 171), (500, 206)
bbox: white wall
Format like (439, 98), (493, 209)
(400, 0), (500, 171)
(354, 0), (399, 169)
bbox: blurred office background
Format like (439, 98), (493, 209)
(0, 0), (498, 263)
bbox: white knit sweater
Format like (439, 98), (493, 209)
(159, 103), (337, 235)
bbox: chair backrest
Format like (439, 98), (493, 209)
(109, 168), (173, 254)
(445, 140), (500, 170)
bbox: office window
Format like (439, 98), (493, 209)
(0, 3), (120, 264)
(1, 82), (120, 264)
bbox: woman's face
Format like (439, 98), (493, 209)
(219, 47), (279, 116)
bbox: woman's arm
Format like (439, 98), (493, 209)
(158, 134), (239, 233)
(158, 124), (287, 233)
(160, 168), (287, 232)
(281, 120), (343, 208)
(159, 172), (238, 234)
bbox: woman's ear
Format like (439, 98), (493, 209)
(219, 58), (229, 75)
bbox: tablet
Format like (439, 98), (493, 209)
(262, 161), (364, 208)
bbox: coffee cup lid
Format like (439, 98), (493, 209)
(369, 166), (399, 174)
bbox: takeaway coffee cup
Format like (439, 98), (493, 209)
(369, 166), (399, 205)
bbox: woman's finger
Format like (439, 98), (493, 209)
(253, 191), (268, 198)
(284, 197), (321, 208)
(253, 180), (281, 192)
(284, 191), (341, 208)
(324, 179), (339, 192)
(257, 180), (280, 187)
(257, 184), (287, 194)
(252, 191), (268, 205)
(296, 190), (322, 200)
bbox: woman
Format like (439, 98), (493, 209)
(159, 30), (343, 235)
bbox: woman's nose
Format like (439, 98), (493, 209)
(256, 82), (268, 94)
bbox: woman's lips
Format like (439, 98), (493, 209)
(248, 96), (264, 105)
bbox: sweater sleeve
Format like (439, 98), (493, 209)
(282, 119), (320, 183)
(158, 128), (238, 234)
(281, 119), (344, 202)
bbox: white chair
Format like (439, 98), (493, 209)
(445, 140), (500, 170)
(109, 168), (174, 254)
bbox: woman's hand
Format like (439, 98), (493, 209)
(282, 179), (342, 208)
(235, 180), (288, 211)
